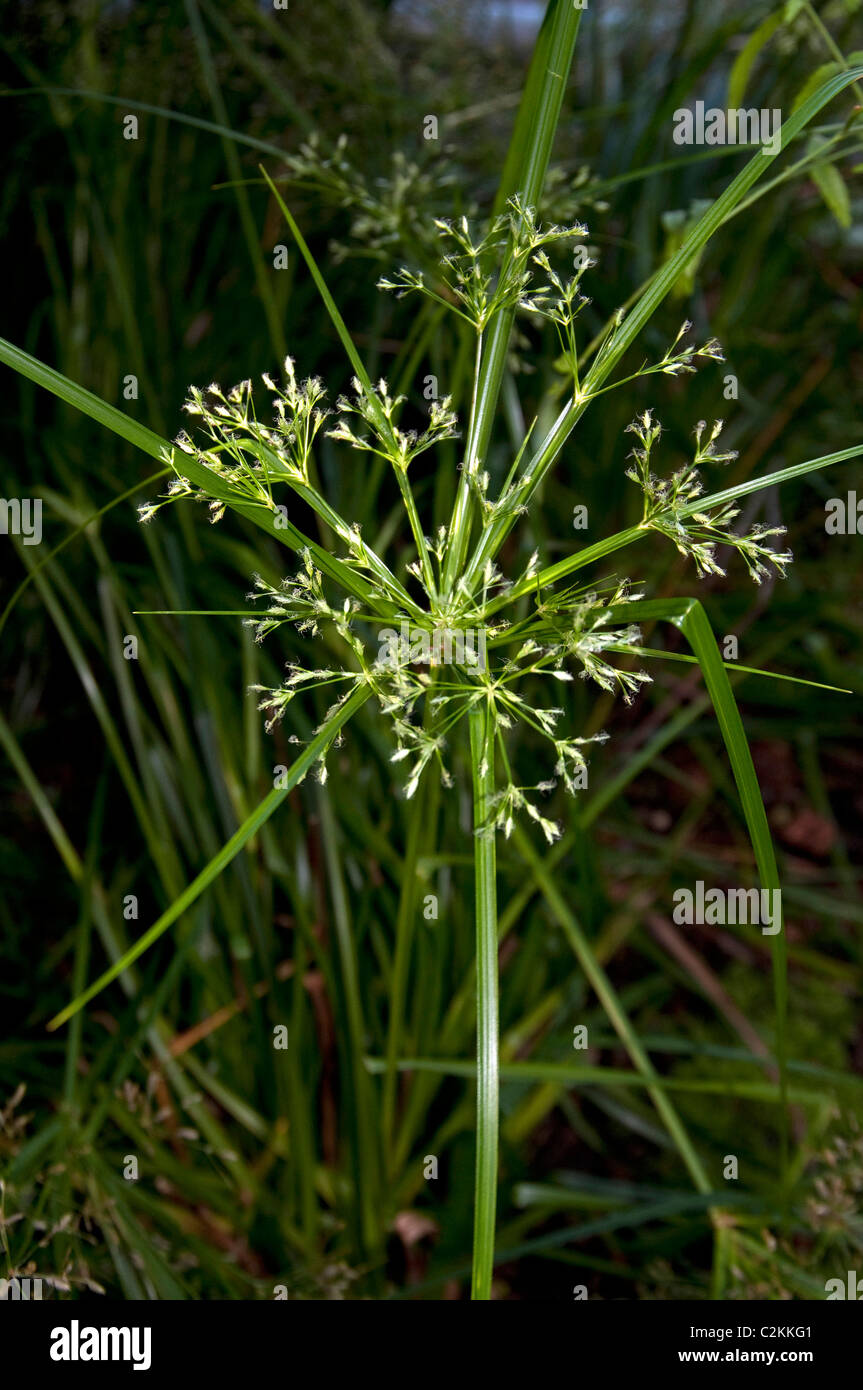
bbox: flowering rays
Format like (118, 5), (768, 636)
(138, 203), (791, 844)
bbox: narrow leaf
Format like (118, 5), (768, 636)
(605, 597), (790, 1177)
(47, 683), (373, 1029)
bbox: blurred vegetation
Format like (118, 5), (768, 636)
(1, 0), (861, 1299)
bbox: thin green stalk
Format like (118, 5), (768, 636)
(259, 165), (437, 605)
(395, 467), (437, 600)
(803, 1), (863, 104)
(442, 328), (484, 598)
(468, 700), (499, 1300)
(441, 0), (583, 594)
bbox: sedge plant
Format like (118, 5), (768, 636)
(3, 1), (863, 1300)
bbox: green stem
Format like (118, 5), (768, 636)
(441, 0), (583, 596)
(289, 474), (424, 617)
(803, 1), (863, 105)
(468, 701), (499, 1300)
(484, 524), (646, 618)
(395, 467), (437, 600)
(442, 329), (484, 598)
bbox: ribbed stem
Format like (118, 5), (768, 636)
(468, 701), (498, 1300)
(441, 0), (583, 597)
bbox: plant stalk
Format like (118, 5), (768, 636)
(441, 0), (583, 596)
(468, 700), (499, 1299)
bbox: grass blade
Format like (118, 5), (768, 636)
(0, 84), (290, 160)
(47, 682), (373, 1029)
(366, 1057), (824, 1106)
(485, 443), (863, 614)
(606, 597), (790, 1178)
(465, 65), (863, 587)
(0, 334), (398, 614)
(259, 166), (371, 391)
(610, 646), (852, 695)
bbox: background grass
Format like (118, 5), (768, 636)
(1, 0), (862, 1300)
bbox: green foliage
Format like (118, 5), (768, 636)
(1, 0), (861, 1303)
